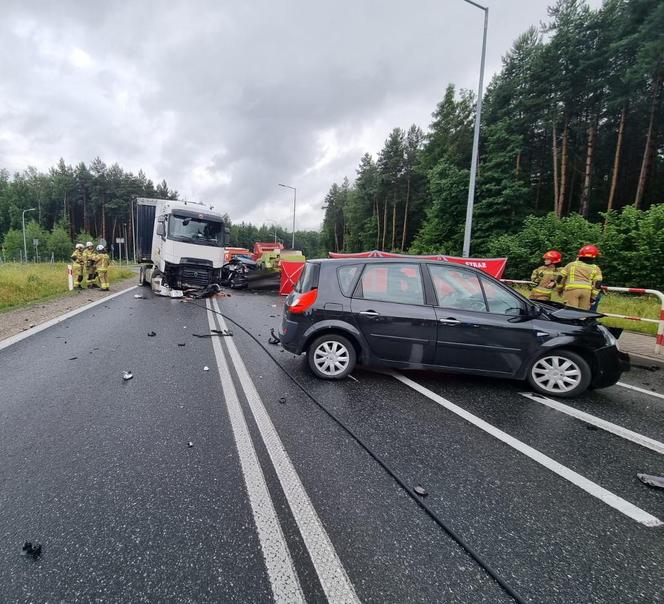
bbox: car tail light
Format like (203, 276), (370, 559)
(287, 289), (318, 314)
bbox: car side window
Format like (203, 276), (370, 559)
(428, 265), (487, 312)
(480, 277), (525, 315)
(337, 265), (361, 297)
(358, 264), (424, 305)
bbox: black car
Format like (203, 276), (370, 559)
(279, 258), (629, 398)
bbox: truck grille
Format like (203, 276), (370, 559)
(180, 266), (211, 287)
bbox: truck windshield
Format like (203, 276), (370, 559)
(168, 214), (225, 247)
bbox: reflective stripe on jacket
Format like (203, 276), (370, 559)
(530, 265), (558, 294)
(70, 250), (85, 265)
(559, 260), (602, 296)
(96, 253), (110, 270)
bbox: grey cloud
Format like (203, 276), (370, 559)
(0, 0), (601, 228)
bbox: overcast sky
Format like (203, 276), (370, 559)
(0, 0), (603, 230)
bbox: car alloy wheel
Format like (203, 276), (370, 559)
(307, 334), (356, 380)
(528, 350), (591, 397)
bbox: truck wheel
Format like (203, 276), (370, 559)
(527, 349), (591, 398)
(307, 334), (356, 380)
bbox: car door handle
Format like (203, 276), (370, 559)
(439, 318), (461, 325)
(359, 310), (380, 317)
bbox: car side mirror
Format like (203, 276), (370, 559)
(507, 305), (533, 322)
(156, 222), (165, 237)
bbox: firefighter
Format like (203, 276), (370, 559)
(84, 241), (97, 288)
(70, 243), (85, 289)
(557, 245), (602, 310)
(529, 250), (562, 301)
(95, 244), (110, 291)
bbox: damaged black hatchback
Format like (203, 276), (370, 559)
(279, 258), (629, 398)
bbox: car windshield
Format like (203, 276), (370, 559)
(168, 214), (225, 247)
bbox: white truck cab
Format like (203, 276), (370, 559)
(137, 197), (229, 296)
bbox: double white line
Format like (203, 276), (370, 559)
(206, 299), (359, 603)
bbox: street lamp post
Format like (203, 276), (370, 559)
(461, 0), (489, 258)
(22, 208), (36, 263)
(278, 184), (297, 249)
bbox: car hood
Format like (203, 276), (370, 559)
(535, 301), (603, 323)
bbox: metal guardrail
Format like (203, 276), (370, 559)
(501, 280), (664, 356)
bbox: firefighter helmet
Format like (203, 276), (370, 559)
(543, 250), (562, 264)
(578, 244), (600, 258)
(75, 243), (84, 249)
(96, 244), (105, 252)
(86, 241), (93, 247)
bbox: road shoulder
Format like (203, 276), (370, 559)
(0, 276), (139, 341)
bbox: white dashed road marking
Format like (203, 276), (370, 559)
(617, 381), (664, 401)
(520, 392), (664, 455)
(394, 372), (663, 528)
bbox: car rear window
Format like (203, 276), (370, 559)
(337, 265), (360, 296)
(294, 262), (319, 293)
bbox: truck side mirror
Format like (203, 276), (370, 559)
(156, 222), (165, 237)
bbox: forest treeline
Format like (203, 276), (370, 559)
(321, 0), (664, 261)
(0, 158), (322, 261)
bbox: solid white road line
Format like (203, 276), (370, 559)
(212, 299), (360, 603)
(205, 300), (305, 603)
(393, 372), (663, 528)
(520, 392), (664, 455)
(0, 285), (138, 352)
(617, 381), (664, 401)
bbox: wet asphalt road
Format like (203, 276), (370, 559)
(1, 285), (663, 603)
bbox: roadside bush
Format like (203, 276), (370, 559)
(487, 204), (664, 290)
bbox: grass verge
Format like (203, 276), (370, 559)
(0, 262), (135, 311)
(512, 285), (659, 336)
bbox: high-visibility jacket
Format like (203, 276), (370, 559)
(70, 249), (85, 266)
(83, 249), (97, 268)
(558, 260), (602, 298)
(95, 253), (110, 271)
(530, 265), (559, 296)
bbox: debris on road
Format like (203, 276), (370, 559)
(147, 331), (157, 337)
(278, 397), (286, 404)
(177, 343), (186, 347)
(192, 329), (233, 338)
(637, 473), (664, 489)
(268, 328), (280, 345)
(68, 357), (78, 361)
(133, 294), (145, 299)
(122, 371), (134, 381)
(21, 542), (42, 559)
(203, 366), (210, 371)
(413, 485), (428, 497)
(187, 441), (194, 448)
(586, 425), (598, 431)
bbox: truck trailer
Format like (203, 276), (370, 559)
(136, 197), (230, 296)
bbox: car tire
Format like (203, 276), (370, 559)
(307, 334), (356, 380)
(527, 349), (592, 398)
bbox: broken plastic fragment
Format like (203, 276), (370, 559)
(637, 473), (664, 489)
(147, 331), (156, 337)
(68, 357), (78, 361)
(203, 366), (210, 371)
(268, 328), (280, 345)
(122, 371), (133, 381)
(413, 485), (428, 497)
(279, 397), (286, 404)
(177, 343), (186, 347)
(133, 294), (144, 299)
(187, 441), (194, 448)
(21, 542), (42, 559)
